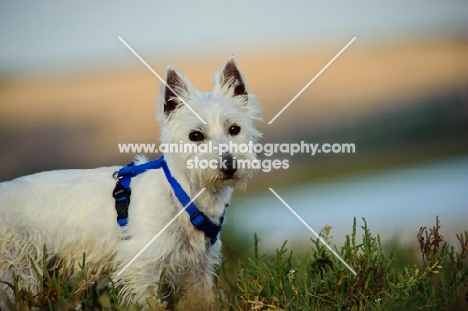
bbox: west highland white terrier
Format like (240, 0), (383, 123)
(0, 56), (261, 310)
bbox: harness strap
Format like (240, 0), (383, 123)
(160, 160), (224, 245)
(112, 156), (224, 245)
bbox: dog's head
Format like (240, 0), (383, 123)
(158, 56), (262, 191)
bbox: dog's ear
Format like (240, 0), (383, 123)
(216, 56), (248, 100)
(164, 66), (190, 115)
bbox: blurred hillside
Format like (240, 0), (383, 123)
(1, 39), (468, 186)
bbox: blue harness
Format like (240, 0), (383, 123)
(112, 156), (224, 245)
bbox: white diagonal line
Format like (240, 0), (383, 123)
(118, 36), (207, 125)
(268, 37), (356, 124)
(117, 188), (206, 276)
(268, 188), (357, 276)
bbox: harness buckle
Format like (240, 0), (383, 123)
(113, 181), (131, 223)
(190, 211), (209, 229)
(113, 182), (131, 199)
(190, 211), (220, 239)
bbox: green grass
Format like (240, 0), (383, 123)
(3, 217), (468, 310)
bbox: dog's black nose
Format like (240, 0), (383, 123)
(219, 154), (237, 176)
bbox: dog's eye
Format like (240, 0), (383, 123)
(229, 125), (241, 136)
(189, 131), (205, 142)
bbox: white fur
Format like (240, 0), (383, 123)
(0, 57), (261, 309)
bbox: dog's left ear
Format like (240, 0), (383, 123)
(215, 56), (248, 100)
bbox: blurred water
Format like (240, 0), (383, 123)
(228, 156), (468, 250)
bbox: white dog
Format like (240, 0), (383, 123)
(0, 57), (261, 310)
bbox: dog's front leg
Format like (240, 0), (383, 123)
(175, 259), (217, 311)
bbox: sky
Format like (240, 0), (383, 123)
(0, 1), (467, 78)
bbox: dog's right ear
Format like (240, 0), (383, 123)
(164, 66), (190, 115)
